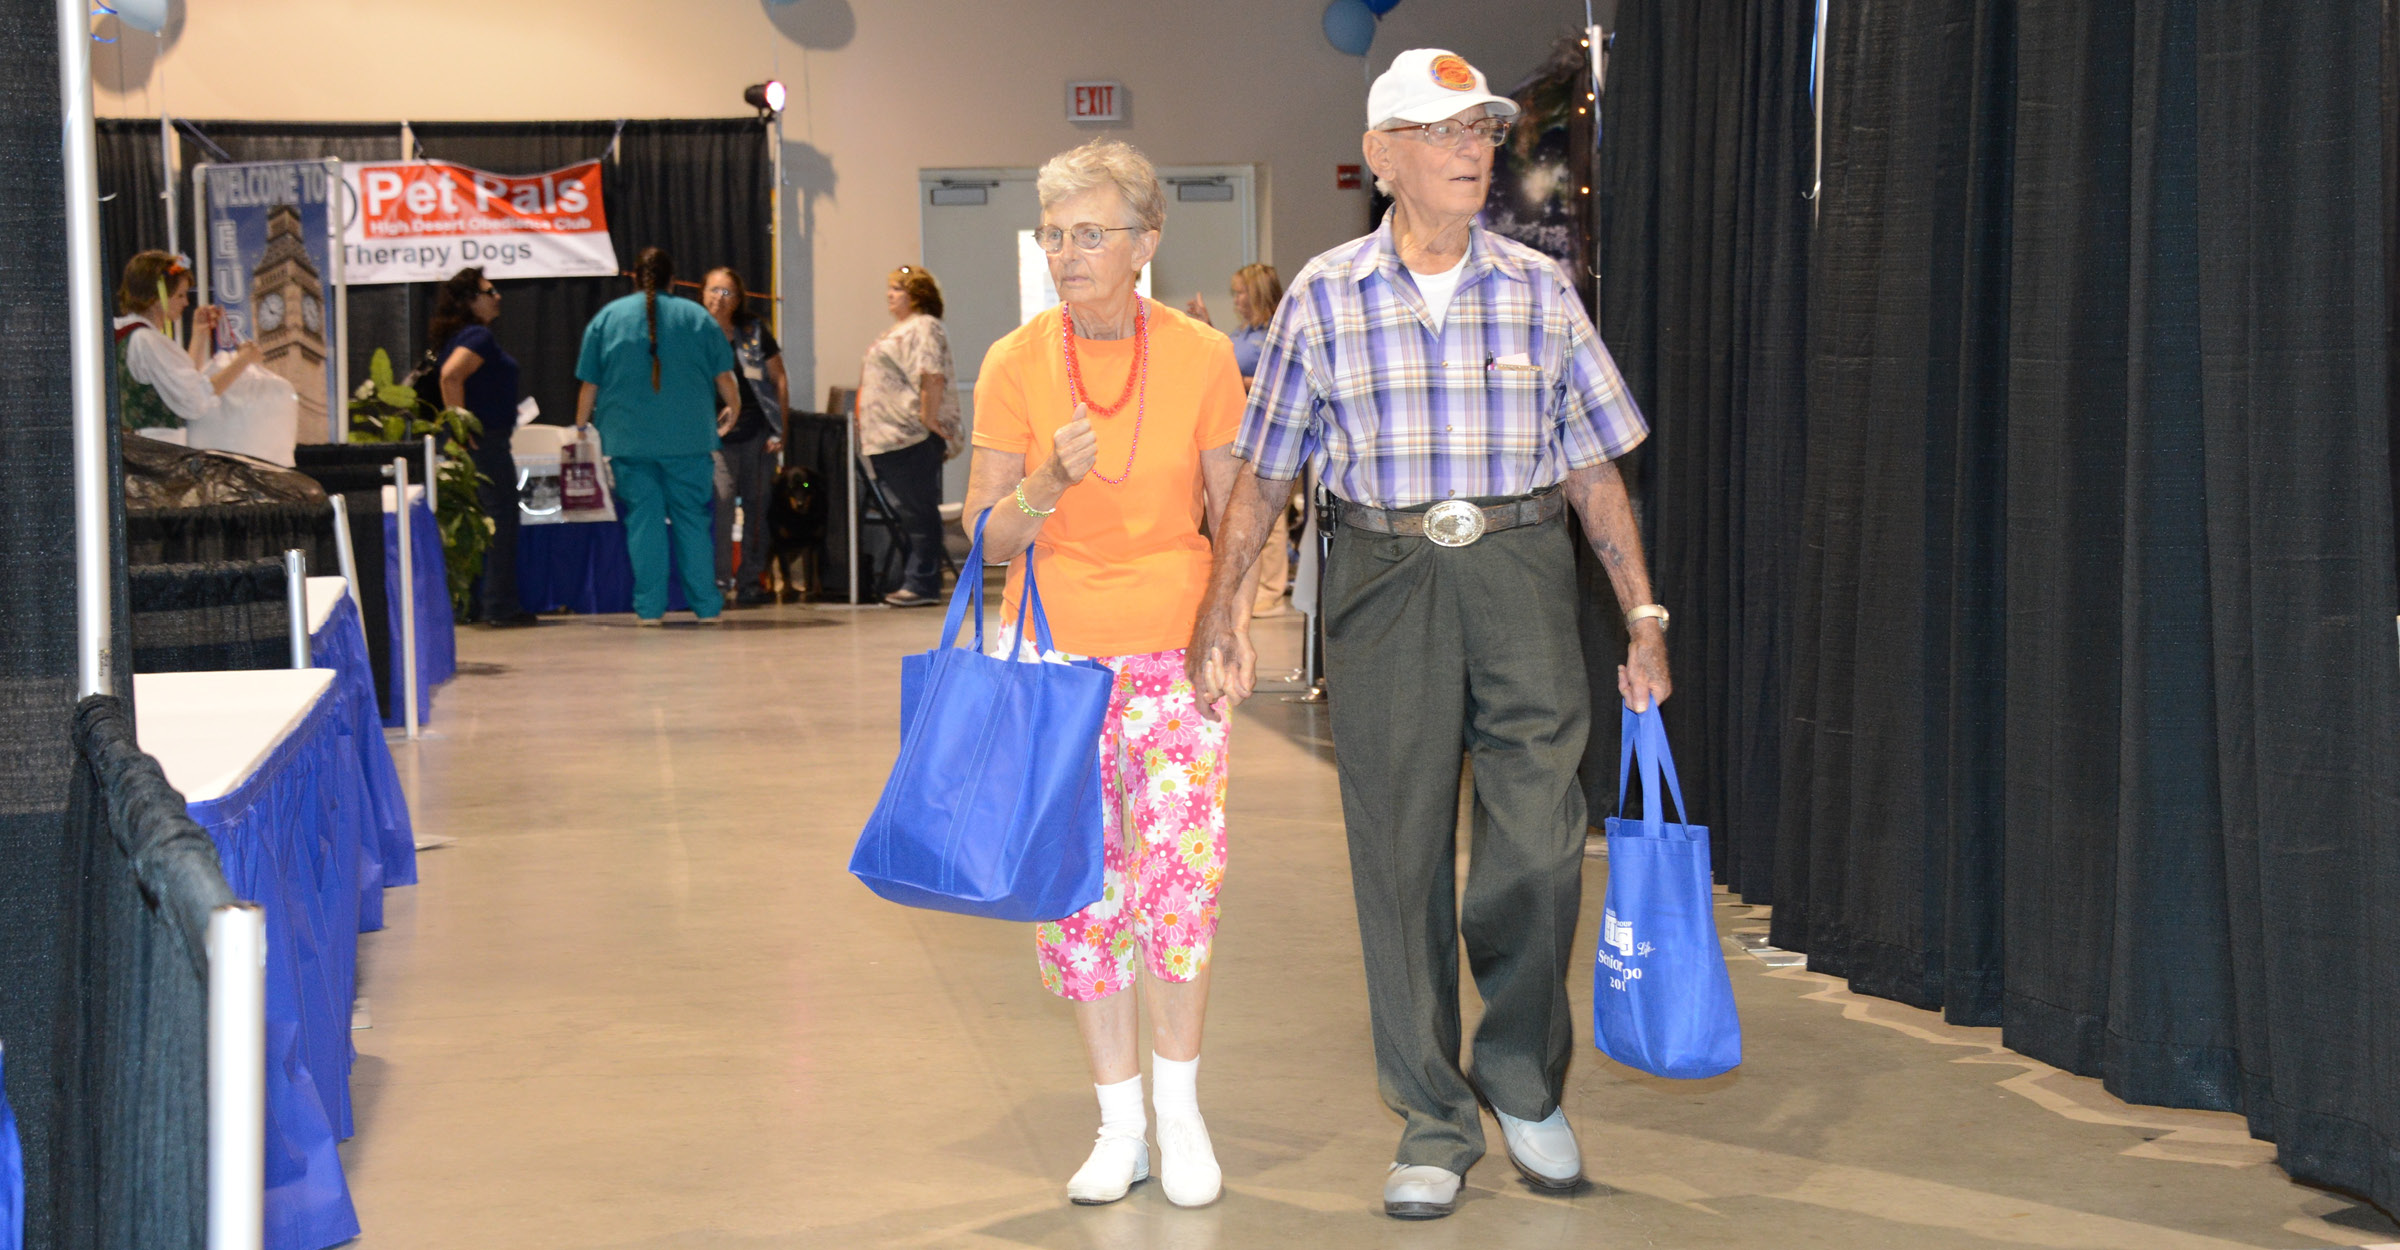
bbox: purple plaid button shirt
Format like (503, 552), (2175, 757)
(1233, 215), (1647, 509)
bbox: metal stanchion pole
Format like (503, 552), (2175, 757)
(846, 411), (861, 605)
(330, 497), (372, 654)
(61, 0), (112, 698)
(206, 903), (265, 1250)
(284, 549), (309, 669)
(390, 458), (419, 739)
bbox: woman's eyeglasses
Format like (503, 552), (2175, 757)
(477, 287), (499, 298)
(1033, 224), (1141, 254)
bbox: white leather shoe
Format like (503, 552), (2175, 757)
(1383, 1163), (1462, 1219)
(1493, 1105), (1583, 1190)
(1156, 1113), (1222, 1207)
(1067, 1135), (1150, 1205)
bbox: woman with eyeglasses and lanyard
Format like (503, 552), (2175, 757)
(701, 267), (787, 607)
(961, 138), (1256, 1210)
(431, 267), (536, 627)
(855, 263), (960, 606)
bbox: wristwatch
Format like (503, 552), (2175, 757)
(1625, 604), (1670, 633)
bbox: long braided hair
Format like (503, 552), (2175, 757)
(633, 247), (673, 391)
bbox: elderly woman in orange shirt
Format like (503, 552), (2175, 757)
(962, 138), (1256, 1210)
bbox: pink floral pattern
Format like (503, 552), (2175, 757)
(1035, 648), (1230, 1001)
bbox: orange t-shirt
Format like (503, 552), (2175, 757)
(972, 301), (1244, 657)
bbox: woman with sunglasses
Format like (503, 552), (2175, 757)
(430, 267), (535, 626)
(112, 249), (264, 442)
(960, 137), (1256, 1210)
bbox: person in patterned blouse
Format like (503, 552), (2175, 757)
(1186, 48), (1673, 1221)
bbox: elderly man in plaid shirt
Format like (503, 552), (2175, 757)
(1188, 48), (1671, 1220)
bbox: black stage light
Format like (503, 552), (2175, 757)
(744, 81), (788, 114)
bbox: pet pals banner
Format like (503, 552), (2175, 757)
(340, 159), (617, 285)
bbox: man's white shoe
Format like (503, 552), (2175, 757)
(1155, 1113), (1221, 1207)
(1383, 1163), (1463, 1219)
(1066, 1134), (1149, 1205)
(1492, 1105), (1583, 1190)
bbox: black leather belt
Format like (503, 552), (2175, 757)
(1334, 489), (1566, 547)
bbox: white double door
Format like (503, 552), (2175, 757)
(917, 165), (1258, 502)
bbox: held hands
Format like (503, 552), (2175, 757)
(1617, 621), (1672, 713)
(1044, 405), (1100, 486)
(194, 306), (224, 334)
(1186, 609), (1256, 723)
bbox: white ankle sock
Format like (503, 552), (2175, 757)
(1151, 1053), (1200, 1119)
(1095, 1074), (1146, 1141)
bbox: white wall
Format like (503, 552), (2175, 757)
(100, 0), (1601, 405)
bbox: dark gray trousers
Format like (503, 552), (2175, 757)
(1322, 505), (1591, 1174)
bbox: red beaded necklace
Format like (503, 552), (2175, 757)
(1061, 301), (1148, 485)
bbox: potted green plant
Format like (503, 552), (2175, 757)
(348, 348), (494, 620)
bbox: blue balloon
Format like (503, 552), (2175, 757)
(1361, 0), (1404, 14)
(1322, 0), (1377, 56)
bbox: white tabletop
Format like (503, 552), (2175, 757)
(305, 575), (349, 635)
(379, 483), (430, 513)
(134, 669), (336, 804)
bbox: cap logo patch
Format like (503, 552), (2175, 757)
(1430, 54), (1477, 92)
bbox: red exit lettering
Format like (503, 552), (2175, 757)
(1069, 81), (1122, 121)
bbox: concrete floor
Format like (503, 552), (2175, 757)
(345, 601), (2400, 1249)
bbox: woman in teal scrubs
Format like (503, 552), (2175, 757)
(574, 247), (740, 623)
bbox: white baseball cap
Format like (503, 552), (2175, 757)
(1367, 48), (1521, 130)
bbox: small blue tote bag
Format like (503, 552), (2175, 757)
(1594, 702), (1743, 1079)
(850, 513), (1114, 922)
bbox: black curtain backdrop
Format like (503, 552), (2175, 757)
(1610, 0), (2400, 1215)
(94, 118), (772, 443)
(6, 10), (137, 1244)
(3, 14), (84, 1248)
(1597, 0), (1814, 897)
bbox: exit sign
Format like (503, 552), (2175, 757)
(1068, 81), (1125, 123)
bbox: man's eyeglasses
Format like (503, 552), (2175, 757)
(1386, 118), (1513, 151)
(1033, 224), (1142, 254)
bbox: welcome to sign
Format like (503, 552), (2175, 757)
(340, 159), (619, 285)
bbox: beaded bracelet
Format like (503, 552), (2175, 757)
(1014, 480), (1056, 517)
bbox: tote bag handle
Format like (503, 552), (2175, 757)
(1614, 703), (1690, 835)
(937, 508), (1066, 658)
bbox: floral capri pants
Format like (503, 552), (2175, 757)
(1034, 648), (1230, 1002)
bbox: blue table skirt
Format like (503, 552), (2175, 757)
(383, 498), (458, 727)
(516, 516), (694, 615)
(312, 592), (418, 932)
(186, 685), (367, 1250)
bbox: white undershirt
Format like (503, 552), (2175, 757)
(1407, 261), (1466, 335)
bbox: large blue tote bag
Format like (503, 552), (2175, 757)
(1594, 702), (1743, 1079)
(849, 513), (1114, 922)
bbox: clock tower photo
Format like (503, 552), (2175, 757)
(251, 203), (329, 440)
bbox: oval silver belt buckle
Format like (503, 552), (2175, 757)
(1423, 499), (1487, 547)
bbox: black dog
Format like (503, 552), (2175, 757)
(768, 463), (825, 602)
